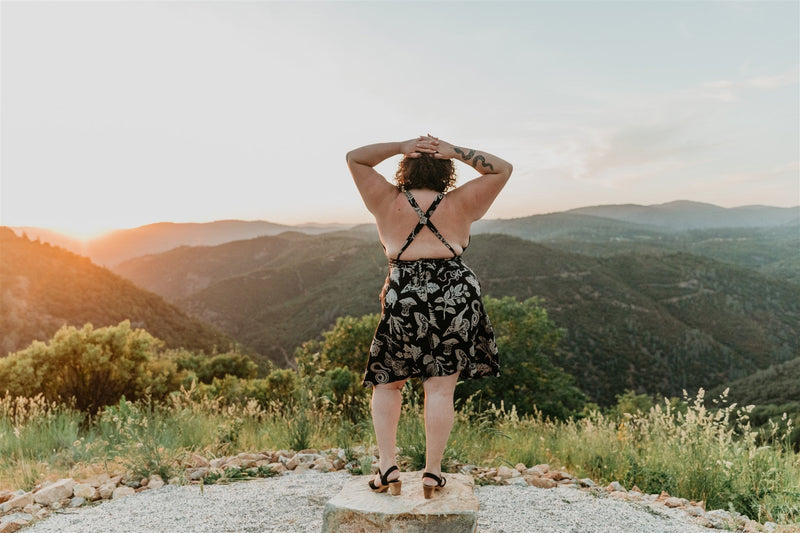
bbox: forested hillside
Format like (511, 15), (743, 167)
(474, 214), (799, 284)
(111, 231), (800, 405)
(0, 227), (233, 355)
(709, 357), (800, 407)
(566, 201), (799, 229)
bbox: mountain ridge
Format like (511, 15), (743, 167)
(12, 200), (798, 266)
(111, 231), (800, 405)
(0, 227), (234, 356)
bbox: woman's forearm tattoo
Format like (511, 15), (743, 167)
(454, 146), (495, 172)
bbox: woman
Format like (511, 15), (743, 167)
(346, 134), (512, 498)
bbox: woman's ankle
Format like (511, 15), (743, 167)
(423, 465), (441, 475)
(378, 460), (397, 473)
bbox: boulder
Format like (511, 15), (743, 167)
(147, 475), (165, 490)
(496, 466), (518, 480)
(22, 504), (41, 515)
(607, 481), (626, 492)
(0, 515), (29, 533)
(268, 462), (286, 475)
(72, 484), (96, 500)
(284, 455), (301, 471)
(0, 491), (13, 504)
(186, 454), (211, 468)
(507, 477), (528, 487)
(526, 476), (557, 489)
(98, 483), (116, 500)
(33, 478), (75, 506)
(68, 497), (85, 508)
(209, 457), (227, 469)
(187, 467), (209, 480)
(322, 472), (478, 533)
(0, 492), (32, 513)
(545, 470), (570, 481)
(112, 486), (135, 499)
(664, 497), (687, 508)
(532, 463), (550, 474)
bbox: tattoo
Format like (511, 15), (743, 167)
(454, 146), (495, 171)
(473, 155), (495, 171)
(454, 147), (475, 161)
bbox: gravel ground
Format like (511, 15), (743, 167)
(23, 470), (711, 533)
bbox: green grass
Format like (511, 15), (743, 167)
(1, 388), (798, 525)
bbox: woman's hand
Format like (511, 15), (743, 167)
(400, 136), (438, 158)
(426, 135), (457, 160)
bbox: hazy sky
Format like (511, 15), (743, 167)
(2, 1), (799, 237)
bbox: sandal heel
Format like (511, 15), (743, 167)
(422, 472), (445, 499)
(388, 480), (402, 496)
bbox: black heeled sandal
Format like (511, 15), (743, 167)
(368, 465), (402, 495)
(422, 472), (446, 499)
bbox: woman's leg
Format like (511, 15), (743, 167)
(422, 372), (459, 484)
(371, 379), (407, 484)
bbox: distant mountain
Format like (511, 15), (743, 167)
(13, 200), (797, 267)
(567, 201), (800, 230)
(12, 220), (353, 266)
(115, 232), (388, 367)
(473, 212), (668, 242)
(112, 232), (800, 405)
(114, 231), (379, 301)
(0, 227), (233, 356)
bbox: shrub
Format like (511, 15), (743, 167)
(0, 322), (182, 414)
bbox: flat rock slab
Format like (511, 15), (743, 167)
(322, 471), (477, 533)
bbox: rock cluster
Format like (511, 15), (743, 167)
(0, 452), (782, 533)
(463, 462), (778, 533)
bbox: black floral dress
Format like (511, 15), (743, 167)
(362, 191), (500, 387)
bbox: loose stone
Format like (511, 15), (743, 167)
(147, 475), (165, 490)
(607, 481), (626, 492)
(33, 478), (75, 506)
(68, 497), (85, 508)
(73, 483), (96, 500)
(111, 487), (135, 500)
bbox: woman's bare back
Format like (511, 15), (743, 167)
(375, 188), (471, 260)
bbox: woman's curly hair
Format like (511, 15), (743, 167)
(395, 153), (456, 192)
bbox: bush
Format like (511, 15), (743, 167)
(0, 322), (182, 414)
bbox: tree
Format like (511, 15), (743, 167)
(293, 297), (586, 420)
(455, 296), (586, 419)
(0, 321), (182, 414)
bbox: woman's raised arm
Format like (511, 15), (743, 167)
(423, 136), (513, 221)
(346, 138), (434, 215)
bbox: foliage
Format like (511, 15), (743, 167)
(3, 389), (797, 526)
(171, 349), (258, 384)
(0, 323), (262, 416)
(457, 296), (586, 419)
(0, 322), (182, 414)
(294, 314), (379, 421)
(120, 230), (800, 407)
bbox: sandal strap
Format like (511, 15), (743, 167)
(380, 465), (399, 485)
(422, 472), (446, 487)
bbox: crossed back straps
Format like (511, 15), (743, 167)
(395, 190), (458, 260)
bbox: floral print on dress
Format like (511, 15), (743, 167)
(363, 256), (500, 387)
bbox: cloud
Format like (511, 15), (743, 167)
(696, 66), (799, 101)
(565, 121), (707, 188)
(689, 160), (800, 191)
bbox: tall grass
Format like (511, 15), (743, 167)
(1, 388), (797, 525)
